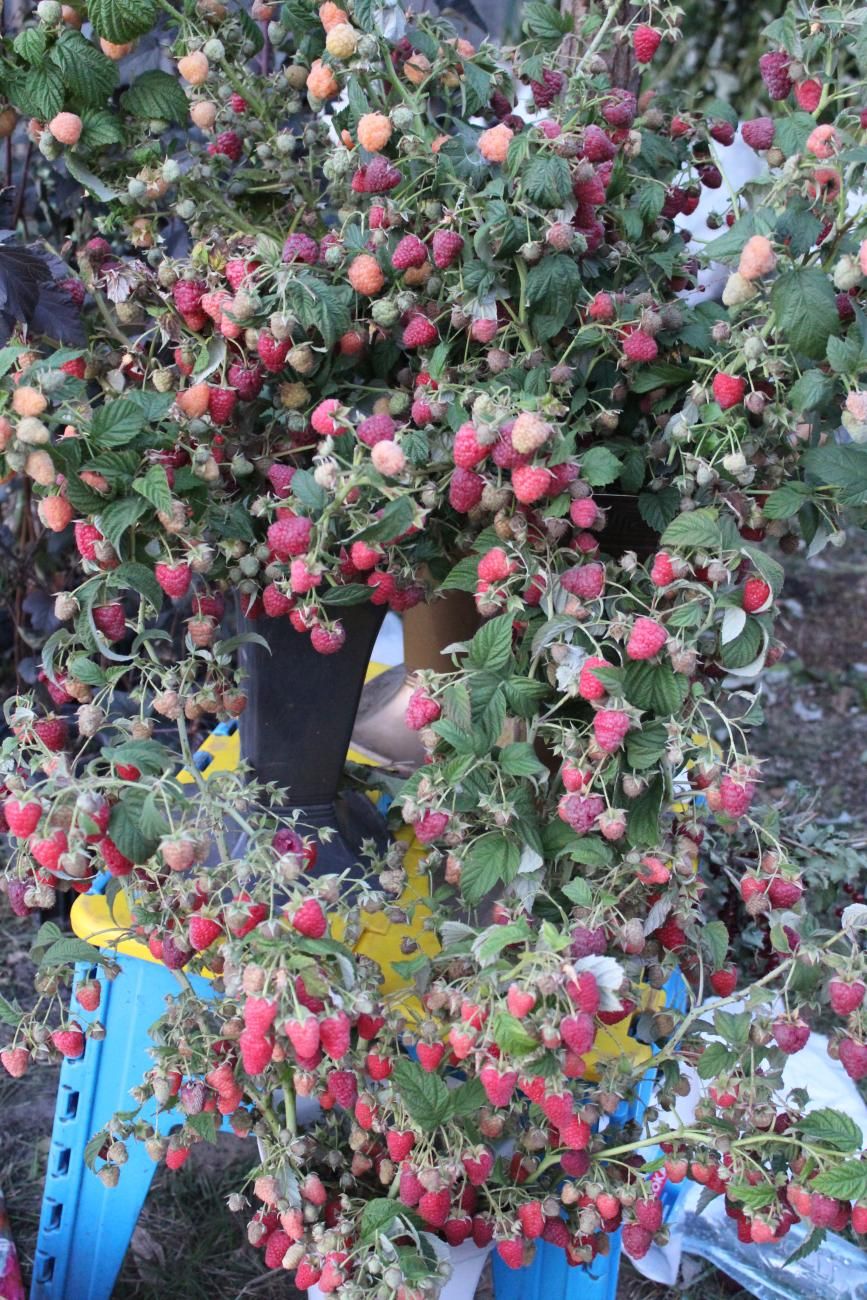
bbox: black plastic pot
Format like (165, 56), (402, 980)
(238, 601), (389, 875)
(596, 493), (659, 561)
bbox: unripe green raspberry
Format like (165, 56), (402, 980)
(202, 38), (224, 59)
(176, 199), (196, 220)
(390, 105), (414, 131)
(127, 178), (147, 199)
(161, 159), (181, 183)
(36, 0), (62, 21)
(371, 299), (399, 327)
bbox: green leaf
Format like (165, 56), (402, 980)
(91, 398), (146, 448)
(702, 920), (729, 971)
(526, 255), (582, 340)
(810, 1161), (867, 1202)
(762, 483), (812, 520)
(288, 468), (326, 514)
(623, 661), (688, 716)
(565, 838), (613, 868)
(796, 1107), (863, 1153)
(122, 70), (189, 125)
(462, 59), (491, 116)
(109, 561), (163, 613)
(703, 213), (760, 261)
(629, 364), (694, 395)
(788, 369), (835, 412)
(439, 555), (479, 593)
(626, 721), (668, 770)
(499, 743), (547, 779)
(353, 0), (376, 33)
(804, 443), (867, 506)
(467, 613), (513, 674)
(562, 877), (593, 907)
(580, 446), (622, 488)
(79, 109), (125, 150)
(827, 332), (862, 375)
(461, 834), (521, 906)
(64, 154), (119, 202)
(491, 1011), (539, 1057)
(290, 275), (352, 348)
(9, 65), (64, 120)
(473, 920), (532, 966)
(107, 739), (175, 774)
(771, 268), (839, 359)
(726, 1181), (775, 1212)
(720, 616), (763, 670)
(390, 1059), (452, 1127)
(660, 507), (721, 552)
(97, 495), (148, 549)
(14, 27), (47, 65)
(0, 990), (23, 1027)
(714, 1009), (750, 1047)
(522, 0), (573, 39)
(696, 1040), (736, 1080)
(64, 474), (109, 515)
(451, 1077), (486, 1118)
(87, 0), (157, 43)
(321, 583), (371, 606)
(360, 1198), (415, 1240)
(186, 1112), (218, 1144)
(132, 465), (173, 516)
(108, 800), (159, 864)
(638, 486), (680, 534)
(523, 154), (572, 209)
(50, 30), (118, 105)
(784, 1226), (826, 1267)
(774, 111), (815, 157)
(626, 775), (664, 848)
(503, 676), (550, 719)
(67, 655), (107, 686)
(351, 496), (415, 544)
(39, 937), (110, 969)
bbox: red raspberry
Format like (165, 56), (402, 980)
(413, 811), (449, 844)
(172, 279), (206, 315)
(632, 24), (662, 63)
(518, 1201), (545, 1238)
(391, 234), (427, 270)
(311, 623), (346, 654)
(626, 616), (667, 660)
(189, 915), (222, 951)
(3, 797), (43, 838)
(809, 1192), (849, 1228)
(759, 51), (793, 100)
(208, 130), (242, 162)
(543, 1217), (570, 1248)
(477, 547), (513, 582)
(268, 516), (312, 559)
(710, 966), (738, 997)
(582, 124), (617, 162)
(853, 1203), (867, 1235)
(356, 413), (396, 447)
(32, 829), (68, 871)
(174, 347), (195, 375)
(453, 422), (487, 469)
(772, 1016), (810, 1054)
(719, 773), (756, 817)
(512, 464), (552, 503)
(709, 120), (735, 146)
(59, 276), (86, 305)
(229, 92), (248, 113)
(432, 229), (464, 269)
(326, 1068), (358, 1108)
(839, 1038), (867, 1081)
(294, 1260), (322, 1290)
(419, 1189), (451, 1229)
(650, 551), (675, 586)
(622, 327), (658, 362)
(281, 232), (319, 264)
(743, 577), (771, 612)
(602, 88), (637, 128)
(530, 68), (565, 107)
(449, 467), (484, 512)
(496, 1240), (525, 1270)
(1, 1047), (29, 1077)
(593, 708), (630, 753)
(561, 563), (605, 600)
(224, 258), (258, 290)
(263, 1231), (289, 1270)
(239, 1030), (272, 1074)
(567, 970), (600, 1014)
(61, 356), (86, 379)
(443, 1217), (473, 1246)
(479, 1064), (517, 1107)
(93, 603), (126, 642)
(405, 687), (441, 730)
(311, 398), (344, 437)
(795, 79), (822, 111)
(227, 362), (264, 401)
(402, 314), (438, 349)
(386, 1129), (415, 1161)
(155, 562), (192, 599)
(52, 1025), (85, 1059)
(569, 497), (601, 530)
(319, 1011), (351, 1060)
(742, 117), (775, 150)
(33, 717), (69, 751)
(828, 978), (866, 1016)
(635, 1199), (664, 1233)
(256, 333), (290, 373)
(95, 835), (130, 879)
(656, 916), (687, 950)
(712, 372), (746, 409)
(208, 386), (237, 424)
(411, 397), (432, 425)
(292, 898), (327, 938)
(267, 464), (295, 497)
(352, 156), (401, 194)
(349, 541), (382, 571)
(768, 876), (802, 907)
(75, 521), (103, 561)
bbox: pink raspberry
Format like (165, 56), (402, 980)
(561, 563), (605, 601)
(449, 468), (484, 512)
(795, 79), (822, 112)
(601, 89), (636, 128)
(432, 230), (464, 269)
(172, 279), (206, 314)
(262, 584), (293, 617)
(282, 232), (320, 264)
(511, 464), (552, 504)
(405, 688), (441, 730)
(267, 464), (295, 497)
(587, 291), (615, 322)
(352, 156), (401, 194)
(593, 709), (630, 753)
(742, 117), (775, 150)
(632, 23), (661, 63)
(622, 328), (658, 363)
(391, 234), (427, 270)
(569, 497), (601, 530)
(267, 515), (312, 559)
(356, 413), (396, 447)
(719, 773), (756, 817)
(411, 397), (432, 425)
(209, 130), (242, 162)
(712, 372), (746, 409)
(227, 363), (263, 401)
(311, 398), (344, 436)
(477, 547), (513, 583)
(650, 552), (675, 587)
(311, 623), (346, 655)
(578, 655), (608, 700)
(453, 423), (488, 469)
(626, 616), (667, 660)
(558, 793), (605, 834)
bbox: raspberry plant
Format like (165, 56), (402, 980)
(1, 0), (867, 1293)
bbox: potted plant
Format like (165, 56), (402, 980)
(1, 0), (867, 1295)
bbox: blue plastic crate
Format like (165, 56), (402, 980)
(491, 969), (689, 1300)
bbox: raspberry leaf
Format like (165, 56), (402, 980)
(391, 1059), (452, 1128)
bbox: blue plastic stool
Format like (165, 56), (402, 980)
(492, 969), (690, 1300)
(31, 944), (216, 1300)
